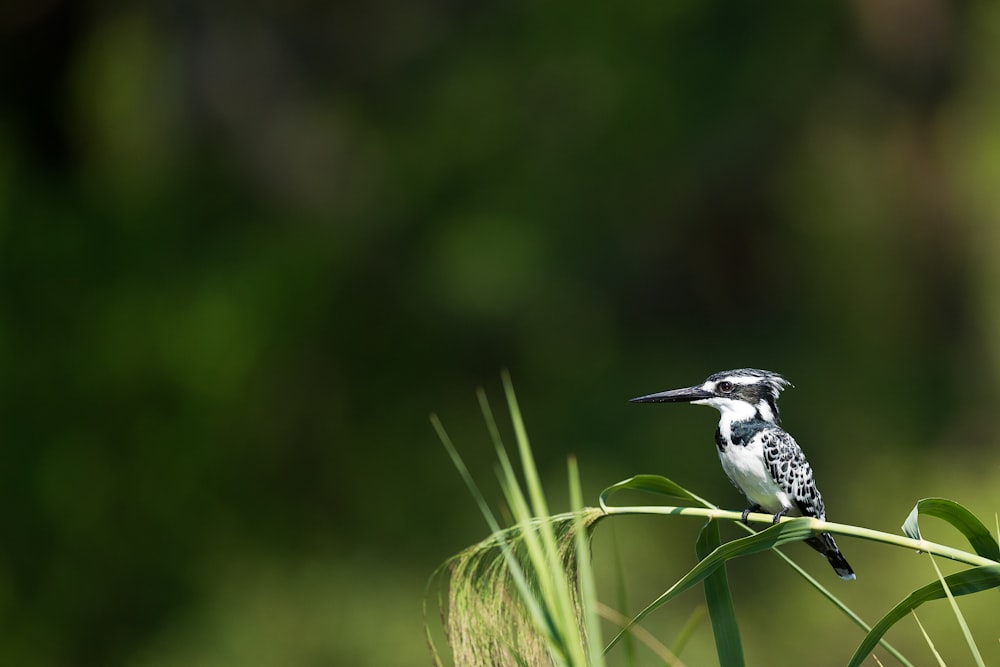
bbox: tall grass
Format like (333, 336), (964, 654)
(427, 373), (605, 667)
(427, 378), (1000, 666)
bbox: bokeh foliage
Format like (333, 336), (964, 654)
(4, 1), (1000, 665)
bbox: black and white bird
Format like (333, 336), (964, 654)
(631, 368), (855, 580)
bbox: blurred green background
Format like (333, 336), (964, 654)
(4, 1), (1000, 665)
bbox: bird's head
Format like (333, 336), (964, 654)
(631, 368), (792, 424)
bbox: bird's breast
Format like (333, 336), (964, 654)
(718, 439), (795, 515)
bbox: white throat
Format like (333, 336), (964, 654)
(692, 396), (774, 442)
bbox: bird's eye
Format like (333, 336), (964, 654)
(718, 381), (734, 393)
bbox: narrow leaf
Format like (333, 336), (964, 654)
(929, 556), (985, 667)
(569, 456), (606, 667)
(902, 498), (1000, 561)
(847, 564), (1000, 667)
(670, 607), (706, 660)
(764, 546), (914, 666)
(596, 603), (687, 667)
(600, 474), (716, 511)
(429, 414), (560, 657)
(605, 518), (815, 653)
(609, 525), (636, 665)
(696, 519), (745, 667)
(910, 610), (946, 667)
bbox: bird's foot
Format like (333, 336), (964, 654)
(741, 505), (762, 525)
(771, 507), (790, 524)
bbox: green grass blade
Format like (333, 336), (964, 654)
(911, 610), (947, 667)
(764, 545), (914, 666)
(929, 556), (985, 667)
(609, 525), (637, 665)
(670, 607), (706, 660)
(596, 603), (688, 667)
(602, 476), (913, 664)
(605, 519), (815, 653)
(429, 414), (560, 655)
(902, 498), (1000, 561)
(847, 564), (1000, 667)
(476, 387), (505, 459)
(695, 519), (745, 667)
(501, 373), (572, 602)
(600, 474), (716, 511)
(502, 371), (554, 523)
(500, 373), (585, 665)
(569, 457), (605, 667)
(477, 387), (575, 659)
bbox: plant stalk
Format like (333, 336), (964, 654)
(600, 505), (999, 568)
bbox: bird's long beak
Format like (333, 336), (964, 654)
(630, 385), (714, 403)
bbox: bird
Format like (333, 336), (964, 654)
(631, 368), (855, 580)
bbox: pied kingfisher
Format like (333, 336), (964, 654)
(632, 368), (855, 580)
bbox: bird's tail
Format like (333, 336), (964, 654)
(805, 533), (856, 580)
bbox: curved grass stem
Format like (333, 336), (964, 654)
(600, 504), (998, 568)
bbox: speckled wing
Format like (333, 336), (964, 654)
(760, 428), (827, 520)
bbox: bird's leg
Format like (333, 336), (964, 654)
(741, 504), (763, 525)
(771, 507), (790, 524)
